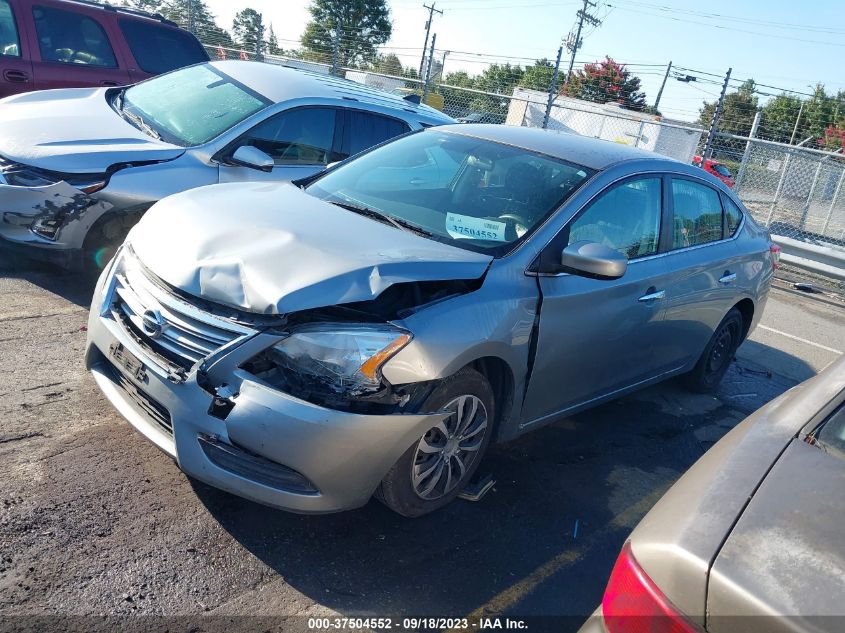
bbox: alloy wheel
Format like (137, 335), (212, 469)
(411, 394), (488, 500)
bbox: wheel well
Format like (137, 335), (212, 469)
(470, 356), (514, 439)
(81, 206), (149, 252)
(733, 298), (755, 342)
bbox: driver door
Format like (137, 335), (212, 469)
(218, 106), (342, 184)
(521, 175), (679, 425)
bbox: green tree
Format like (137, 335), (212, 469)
(562, 57), (647, 110)
(698, 79), (758, 136)
(520, 59), (555, 91)
(760, 93), (803, 143)
(136, 0), (233, 48)
(300, 0), (391, 68)
(232, 8), (265, 57)
(265, 23), (282, 56)
(373, 53), (403, 76)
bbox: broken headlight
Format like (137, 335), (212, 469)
(247, 323), (411, 404)
(0, 158), (106, 192)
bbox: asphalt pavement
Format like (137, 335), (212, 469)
(1, 251), (842, 633)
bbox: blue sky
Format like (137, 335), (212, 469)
(205, 0), (845, 122)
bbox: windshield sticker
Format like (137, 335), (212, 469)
(445, 212), (507, 242)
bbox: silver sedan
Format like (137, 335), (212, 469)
(85, 125), (778, 516)
(0, 61), (451, 270)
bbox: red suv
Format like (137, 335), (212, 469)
(0, 0), (208, 99)
(693, 155), (736, 188)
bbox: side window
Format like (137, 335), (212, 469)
(722, 195), (743, 237)
(671, 179), (724, 248)
(241, 108), (337, 165)
(339, 110), (410, 160)
(119, 20), (207, 74)
(0, 0), (20, 57)
(33, 5), (117, 67)
(566, 177), (662, 260)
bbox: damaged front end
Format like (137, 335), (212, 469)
(87, 246), (470, 512)
(0, 156), (112, 244)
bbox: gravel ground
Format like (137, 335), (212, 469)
(0, 250), (842, 633)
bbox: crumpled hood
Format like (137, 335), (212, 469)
(0, 88), (184, 172)
(129, 182), (493, 315)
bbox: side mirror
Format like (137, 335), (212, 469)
(561, 240), (628, 279)
(230, 146), (274, 173)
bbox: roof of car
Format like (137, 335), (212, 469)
(210, 60), (453, 125)
(441, 123), (675, 170)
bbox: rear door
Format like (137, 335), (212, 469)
(0, 0), (34, 97)
(659, 176), (744, 369)
(28, 2), (130, 89)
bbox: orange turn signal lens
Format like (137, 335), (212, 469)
(358, 333), (411, 381)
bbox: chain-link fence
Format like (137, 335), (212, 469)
(711, 132), (845, 280)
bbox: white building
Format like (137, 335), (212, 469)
(507, 88), (704, 163)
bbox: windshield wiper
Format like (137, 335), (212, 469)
(329, 200), (432, 237)
(120, 108), (162, 141)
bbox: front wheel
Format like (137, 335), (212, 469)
(683, 307), (744, 393)
(376, 367), (495, 517)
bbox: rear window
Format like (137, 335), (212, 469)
(33, 5), (117, 67)
(713, 164), (733, 177)
(723, 196), (744, 237)
(671, 179), (724, 248)
(0, 0), (20, 57)
(119, 20), (208, 74)
(339, 111), (410, 160)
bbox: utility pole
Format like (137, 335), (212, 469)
(653, 61), (672, 112)
(563, 0), (601, 87)
(422, 33), (436, 104)
(789, 100), (805, 145)
(331, 21), (342, 76)
(439, 49), (450, 81)
(419, 3), (443, 78)
(187, 0), (195, 35)
(701, 67), (731, 162)
(543, 45), (564, 129)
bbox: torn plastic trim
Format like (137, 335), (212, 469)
(0, 156), (181, 241)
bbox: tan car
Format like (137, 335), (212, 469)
(580, 354), (845, 633)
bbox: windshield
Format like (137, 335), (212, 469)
(119, 64), (271, 146)
(713, 164), (733, 177)
(305, 130), (594, 255)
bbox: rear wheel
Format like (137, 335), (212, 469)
(376, 367), (495, 517)
(683, 307), (744, 393)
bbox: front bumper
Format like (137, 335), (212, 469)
(0, 180), (113, 266)
(84, 262), (445, 514)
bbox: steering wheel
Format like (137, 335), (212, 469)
(497, 213), (529, 227)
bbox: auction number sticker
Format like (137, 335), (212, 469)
(445, 212), (507, 242)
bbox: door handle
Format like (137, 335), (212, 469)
(409, 178), (425, 185)
(719, 272), (737, 285)
(101, 80), (119, 86)
(638, 288), (666, 302)
(3, 69), (29, 83)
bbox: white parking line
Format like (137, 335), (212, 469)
(757, 324), (843, 356)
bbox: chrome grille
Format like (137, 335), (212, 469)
(109, 259), (253, 369)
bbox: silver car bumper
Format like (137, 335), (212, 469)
(84, 251), (445, 514)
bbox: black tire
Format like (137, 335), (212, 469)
(376, 367), (495, 517)
(683, 307), (744, 393)
(82, 214), (137, 275)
